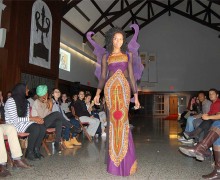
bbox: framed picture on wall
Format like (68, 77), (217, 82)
(59, 48), (71, 72)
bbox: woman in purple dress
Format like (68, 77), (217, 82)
(93, 27), (140, 176)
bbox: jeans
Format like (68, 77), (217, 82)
(25, 123), (46, 151)
(212, 121), (220, 146)
(63, 117), (80, 141)
(185, 116), (195, 132)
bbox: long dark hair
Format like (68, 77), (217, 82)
(105, 27), (127, 54)
(11, 83), (28, 117)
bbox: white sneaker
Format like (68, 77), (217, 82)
(101, 132), (106, 137)
(181, 139), (194, 145)
(178, 136), (186, 142)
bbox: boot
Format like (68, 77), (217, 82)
(179, 130), (219, 161)
(13, 159), (32, 169)
(70, 137), (82, 146)
(25, 150), (38, 161)
(184, 127), (203, 140)
(202, 149), (220, 179)
(0, 165), (11, 177)
(34, 147), (44, 160)
(63, 140), (74, 149)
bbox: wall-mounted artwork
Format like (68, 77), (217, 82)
(29, 0), (52, 69)
(59, 48), (71, 72)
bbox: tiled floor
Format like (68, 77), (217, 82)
(6, 115), (213, 179)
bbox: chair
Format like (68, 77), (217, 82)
(71, 106), (92, 142)
(42, 128), (67, 156)
(4, 132), (29, 167)
(42, 128), (55, 156)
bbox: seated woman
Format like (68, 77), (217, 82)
(84, 93), (105, 137)
(31, 85), (77, 153)
(60, 93), (72, 118)
(51, 88), (81, 148)
(4, 83), (46, 161)
(0, 124), (31, 177)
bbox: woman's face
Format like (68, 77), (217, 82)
(85, 96), (91, 104)
(62, 94), (67, 101)
(73, 95), (77, 101)
(113, 33), (123, 50)
(53, 89), (61, 99)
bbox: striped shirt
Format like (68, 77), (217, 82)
(4, 98), (34, 132)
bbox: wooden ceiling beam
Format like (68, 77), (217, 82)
(91, 0), (114, 28)
(87, 0), (119, 33)
(186, 0), (192, 15)
(121, 0), (148, 30)
(62, 0), (83, 16)
(196, 0), (220, 20)
(152, 0), (220, 31)
(62, 18), (84, 37)
(92, 0), (145, 34)
(124, 0), (138, 24)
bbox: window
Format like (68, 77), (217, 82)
(153, 95), (165, 114)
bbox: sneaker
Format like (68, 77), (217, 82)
(101, 132), (106, 137)
(183, 131), (191, 139)
(64, 140), (74, 149)
(178, 136), (186, 142)
(70, 137), (82, 146)
(181, 139), (194, 145)
(54, 142), (62, 154)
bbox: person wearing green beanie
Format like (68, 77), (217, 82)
(32, 85), (77, 153)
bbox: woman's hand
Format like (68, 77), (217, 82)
(134, 98), (140, 109)
(93, 95), (100, 105)
(30, 116), (44, 124)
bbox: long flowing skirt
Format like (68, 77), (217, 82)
(104, 69), (137, 176)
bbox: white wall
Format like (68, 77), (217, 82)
(60, 13), (220, 91)
(59, 22), (98, 87)
(138, 13), (220, 91)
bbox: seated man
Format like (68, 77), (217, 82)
(74, 91), (100, 138)
(179, 113), (220, 179)
(183, 88), (220, 142)
(32, 85), (76, 153)
(179, 91), (211, 144)
(0, 124), (31, 177)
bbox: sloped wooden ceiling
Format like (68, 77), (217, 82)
(61, 0), (220, 44)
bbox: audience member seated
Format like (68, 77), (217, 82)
(179, 112), (220, 179)
(74, 91), (100, 138)
(6, 91), (12, 100)
(179, 91), (211, 144)
(0, 91), (5, 121)
(51, 88), (81, 148)
(60, 93), (72, 118)
(4, 83), (46, 161)
(85, 93), (106, 137)
(27, 88), (38, 109)
(72, 94), (78, 103)
(183, 89), (220, 142)
(0, 124), (31, 177)
(31, 85), (76, 153)
(97, 96), (107, 135)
